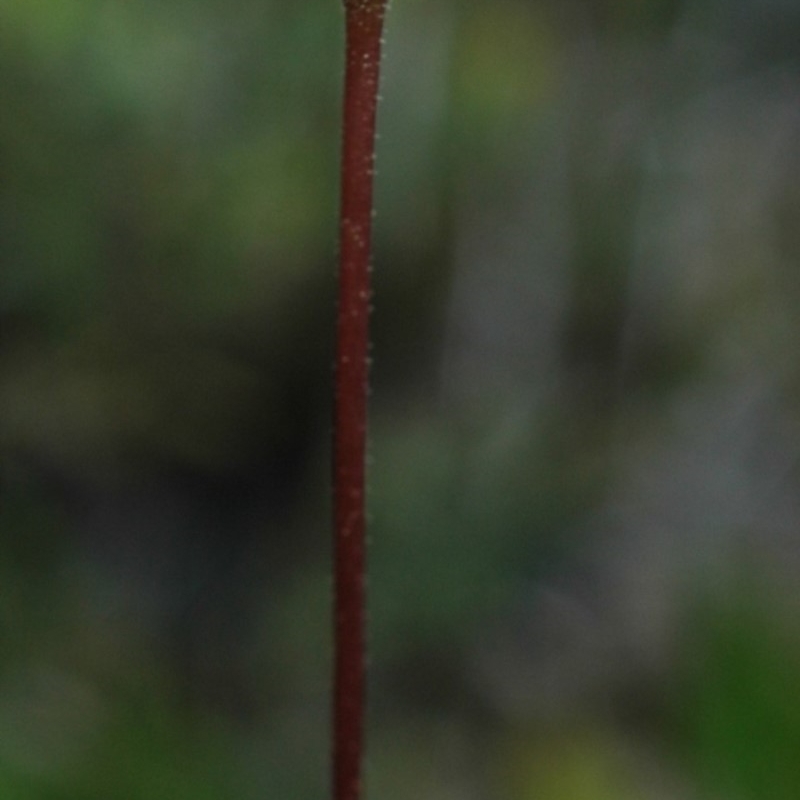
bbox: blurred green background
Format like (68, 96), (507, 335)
(1, 0), (800, 797)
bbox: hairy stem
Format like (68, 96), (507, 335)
(333, 2), (387, 800)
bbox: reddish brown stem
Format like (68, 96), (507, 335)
(333, 3), (387, 800)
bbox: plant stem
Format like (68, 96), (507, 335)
(333, 2), (387, 800)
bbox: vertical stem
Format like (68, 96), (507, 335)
(334, 3), (387, 800)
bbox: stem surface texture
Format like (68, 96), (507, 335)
(334, 3), (387, 800)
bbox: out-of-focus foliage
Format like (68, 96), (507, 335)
(1, 0), (800, 797)
(675, 582), (800, 800)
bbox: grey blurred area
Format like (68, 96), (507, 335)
(1, 0), (799, 797)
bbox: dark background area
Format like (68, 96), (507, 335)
(1, 0), (800, 797)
